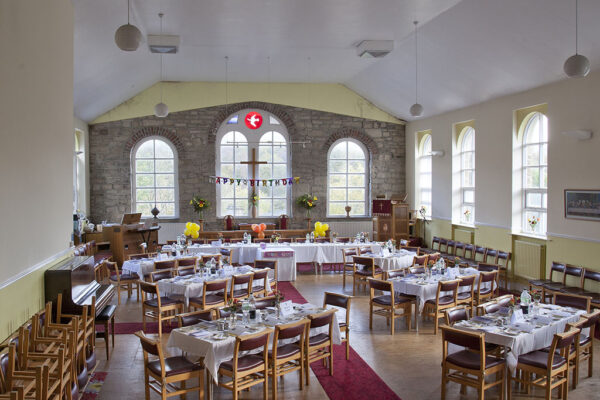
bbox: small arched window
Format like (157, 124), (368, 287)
(131, 137), (178, 218)
(327, 138), (369, 217)
(418, 135), (432, 216)
(521, 112), (548, 234)
(458, 127), (475, 224)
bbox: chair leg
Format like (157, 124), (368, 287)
(272, 364), (278, 400)
(507, 370), (512, 400)
(441, 367), (447, 400)
(158, 315), (162, 338)
(198, 370), (204, 400)
(369, 304), (373, 330)
(111, 315), (115, 348)
(117, 286), (121, 305)
(329, 345), (333, 376)
(390, 310), (395, 336)
(433, 311), (439, 335)
(345, 334), (350, 360)
(142, 307), (146, 332)
(104, 321), (109, 360)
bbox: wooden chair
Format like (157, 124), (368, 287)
(267, 319), (308, 400)
(135, 331), (204, 400)
(427, 252), (441, 266)
(476, 300), (501, 316)
(106, 261), (139, 304)
(138, 281), (183, 338)
(456, 275), (476, 312)
(177, 310), (213, 327)
(149, 269), (174, 283)
(431, 236), (441, 251)
(508, 328), (580, 400)
(544, 264), (585, 303)
(485, 248), (498, 264)
(529, 262), (566, 300)
(477, 263), (500, 296)
(463, 243), (475, 260)
(253, 238), (271, 244)
(553, 292), (591, 312)
(176, 257), (197, 275)
(217, 330), (272, 400)
(323, 292), (352, 360)
(358, 246), (372, 255)
(494, 294), (514, 308)
(146, 259), (177, 281)
(277, 238), (293, 243)
(223, 215), (235, 230)
(305, 310), (336, 385)
(384, 268), (405, 280)
(412, 255), (429, 268)
(230, 273), (253, 300)
(352, 257), (382, 296)
(454, 242), (466, 258)
(473, 246), (487, 263)
(251, 269), (270, 297)
(129, 252), (156, 260)
(188, 279), (228, 315)
(424, 280), (460, 334)
(200, 254), (222, 265)
(475, 271), (497, 306)
(445, 240), (457, 257)
(220, 248), (235, 265)
(254, 260), (278, 292)
(444, 305), (470, 326)
(566, 310), (600, 387)
(315, 237), (331, 243)
(441, 326), (505, 400)
(368, 278), (413, 335)
(341, 247), (358, 289)
(496, 251), (512, 289)
(177, 265), (196, 277)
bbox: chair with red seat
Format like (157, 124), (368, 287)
(251, 269), (270, 297)
(177, 309), (213, 328)
(543, 264), (585, 303)
(217, 330), (272, 399)
(553, 292), (591, 312)
(424, 280), (460, 334)
(229, 273), (253, 300)
(529, 262), (565, 301)
(475, 271), (498, 306)
(508, 328), (580, 400)
(456, 275), (476, 312)
(352, 256), (382, 295)
(305, 310), (336, 385)
(189, 279), (228, 316)
(566, 310), (600, 387)
(139, 282), (184, 338)
(254, 259), (278, 292)
(135, 331), (204, 400)
(323, 292), (352, 359)
(441, 326), (506, 400)
(368, 278), (413, 335)
(267, 319), (308, 399)
(341, 247), (358, 288)
(106, 261), (139, 305)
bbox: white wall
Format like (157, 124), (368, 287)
(406, 71), (600, 241)
(0, 0), (74, 284)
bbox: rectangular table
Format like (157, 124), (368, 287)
(353, 249), (416, 271)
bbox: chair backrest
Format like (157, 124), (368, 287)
(474, 246), (487, 262)
(478, 263), (499, 272)
(254, 238), (271, 243)
(437, 280), (460, 302)
(204, 279), (228, 292)
(177, 265), (196, 276)
(549, 262), (566, 281)
(431, 236), (441, 250)
(254, 260), (277, 281)
(478, 301), (500, 315)
(254, 296), (277, 309)
(495, 294), (513, 308)
(276, 319), (308, 341)
(150, 269), (172, 282)
(563, 264), (584, 286)
(135, 330), (162, 357)
(412, 255), (429, 267)
(454, 242), (466, 257)
(445, 306), (470, 326)
(546, 329), (580, 368)
(479, 271), (497, 283)
(309, 309), (335, 329)
(342, 248), (358, 263)
(316, 237), (331, 243)
(177, 257), (197, 267)
(178, 310), (213, 327)
(336, 237), (352, 243)
(581, 310), (600, 331)
(129, 253), (150, 260)
(427, 253), (441, 264)
(155, 259), (177, 270)
(139, 281), (159, 298)
(238, 331), (271, 352)
(359, 246), (372, 255)
(485, 249), (498, 263)
(459, 275), (476, 288)
(353, 257), (375, 270)
(191, 239), (205, 245)
(369, 278), (392, 295)
(106, 261), (120, 279)
(385, 269), (405, 279)
(439, 238), (448, 252)
(323, 292), (351, 310)
(553, 293), (591, 312)
(253, 269), (269, 281)
(464, 243), (475, 259)
(441, 326), (483, 353)
(409, 266), (426, 274)
(279, 238), (293, 243)
(295, 238), (307, 243)
(201, 254), (222, 264)
(446, 240), (456, 256)
(497, 251), (511, 268)
(583, 269), (600, 291)
(232, 273), (253, 285)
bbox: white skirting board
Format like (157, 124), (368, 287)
(157, 220), (373, 242)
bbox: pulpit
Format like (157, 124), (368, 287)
(372, 200), (409, 242)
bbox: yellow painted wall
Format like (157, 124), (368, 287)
(92, 82), (403, 125)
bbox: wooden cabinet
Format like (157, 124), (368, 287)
(372, 202), (410, 241)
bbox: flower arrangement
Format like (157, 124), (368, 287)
(190, 195), (210, 219)
(463, 209), (471, 221)
(297, 194), (317, 216)
(251, 191), (260, 207)
(419, 206), (427, 219)
(271, 232), (281, 243)
(527, 216), (540, 231)
(531, 289), (542, 303)
(272, 289), (285, 306)
(223, 298), (241, 314)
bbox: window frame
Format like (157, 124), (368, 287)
(418, 134), (432, 217)
(521, 112), (548, 235)
(458, 127), (475, 225)
(215, 110), (291, 218)
(130, 136), (179, 219)
(326, 137), (370, 218)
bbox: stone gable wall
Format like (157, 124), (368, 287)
(89, 102), (405, 230)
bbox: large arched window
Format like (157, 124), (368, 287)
(216, 110), (290, 217)
(131, 137), (178, 218)
(418, 134), (432, 216)
(327, 138), (369, 217)
(522, 112), (548, 234)
(459, 127), (475, 224)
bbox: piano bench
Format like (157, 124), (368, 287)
(95, 304), (117, 360)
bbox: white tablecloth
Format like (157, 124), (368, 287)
(453, 304), (587, 372)
(255, 246), (296, 281)
(167, 302), (342, 382)
(353, 249), (416, 271)
(122, 254), (194, 280)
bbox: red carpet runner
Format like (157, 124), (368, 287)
(103, 282), (401, 400)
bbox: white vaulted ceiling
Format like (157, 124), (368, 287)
(74, 0), (600, 122)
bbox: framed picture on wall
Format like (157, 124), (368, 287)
(564, 190), (600, 221)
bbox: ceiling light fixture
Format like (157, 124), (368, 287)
(409, 21), (423, 117)
(114, 0), (142, 51)
(564, 0), (590, 78)
(154, 13), (169, 118)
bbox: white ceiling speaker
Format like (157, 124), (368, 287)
(356, 40), (394, 58)
(564, 0), (590, 78)
(409, 21), (424, 117)
(154, 102), (169, 118)
(148, 35), (180, 54)
(562, 129), (592, 140)
(114, 0), (142, 51)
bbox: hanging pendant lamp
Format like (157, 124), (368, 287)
(154, 13), (169, 118)
(114, 0), (142, 51)
(409, 21), (423, 117)
(564, 0), (590, 78)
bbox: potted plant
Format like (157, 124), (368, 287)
(273, 289), (285, 318)
(297, 194), (317, 217)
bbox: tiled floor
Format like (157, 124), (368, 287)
(96, 273), (600, 399)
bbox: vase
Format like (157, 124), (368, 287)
(276, 304), (281, 319)
(306, 209), (311, 218)
(229, 313), (237, 328)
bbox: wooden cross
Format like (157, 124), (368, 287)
(241, 148), (267, 218)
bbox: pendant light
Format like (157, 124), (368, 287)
(409, 21), (423, 117)
(114, 0), (142, 51)
(154, 13), (169, 118)
(564, 0), (590, 78)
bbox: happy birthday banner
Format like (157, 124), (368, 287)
(209, 176), (301, 186)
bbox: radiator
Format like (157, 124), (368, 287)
(158, 222), (186, 243)
(514, 240), (546, 280)
(327, 221), (372, 238)
(454, 228), (473, 244)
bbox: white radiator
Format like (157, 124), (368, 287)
(158, 222), (186, 243)
(514, 240), (546, 280)
(454, 228), (473, 244)
(327, 221), (372, 238)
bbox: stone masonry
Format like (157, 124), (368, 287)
(88, 101), (405, 230)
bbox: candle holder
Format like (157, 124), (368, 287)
(344, 205), (352, 218)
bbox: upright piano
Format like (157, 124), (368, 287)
(44, 256), (115, 319)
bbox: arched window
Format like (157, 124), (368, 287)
(418, 135), (432, 216)
(521, 112), (548, 234)
(216, 110), (290, 217)
(459, 127), (475, 224)
(327, 138), (369, 217)
(131, 137), (178, 218)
